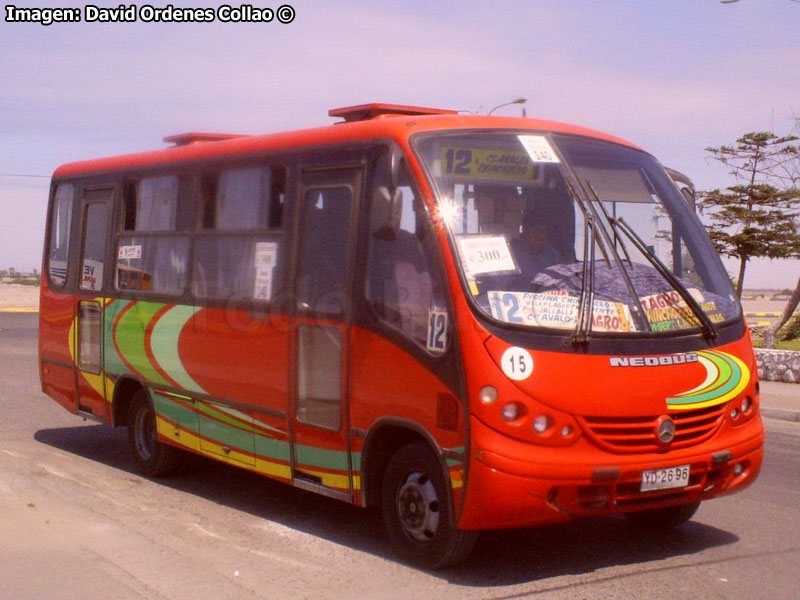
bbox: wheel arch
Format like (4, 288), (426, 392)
(360, 418), (450, 510)
(111, 375), (150, 428)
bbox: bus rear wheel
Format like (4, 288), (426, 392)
(624, 501), (700, 531)
(381, 442), (477, 569)
(127, 391), (183, 477)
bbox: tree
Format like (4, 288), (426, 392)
(699, 132), (800, 298)
(763, 116), (800, 348)
(763, 277), (800, 347)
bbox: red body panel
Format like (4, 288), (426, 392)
(178, 308), (289, 410)
(38, 279), (77, 414)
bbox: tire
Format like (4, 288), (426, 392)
(624, 501), (700, 531)
(127, 391), (184, 477)
(381, 442), (477, 569)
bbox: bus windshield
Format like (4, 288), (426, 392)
(414, 131), (740, 336)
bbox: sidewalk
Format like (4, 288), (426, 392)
(760, 381), (800, 422)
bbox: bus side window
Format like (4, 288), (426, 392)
(192, 166), (285, 302)
(47, 184), (74, 288)
(366, 154), (448, 353)
(200, 166), (285, 231)
(116, 175), (190, 295)
(122, 175), (193, 232)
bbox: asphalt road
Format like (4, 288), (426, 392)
(1, 312), (799, 599)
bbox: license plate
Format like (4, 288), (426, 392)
(640, 464), (690, 492)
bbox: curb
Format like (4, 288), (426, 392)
(0, 308), (39, 312)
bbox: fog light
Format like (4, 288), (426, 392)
(501, 402), (525, 422)
(730, 407), (740, 419)
(741, 396), (752, 413)
(533, 414), (551, 434)
(733, 463), (744, 476)
(561, 425), (573, 437)
(479, 386), (498, 405)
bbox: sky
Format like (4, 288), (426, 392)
(2, 0), (799, 288)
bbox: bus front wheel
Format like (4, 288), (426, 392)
(127, 391), (183, 477)
(381, 442), (477, 569)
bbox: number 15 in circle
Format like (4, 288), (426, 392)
(501, 347), (533, 381)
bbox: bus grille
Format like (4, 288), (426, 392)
(579, 404), (726, 453)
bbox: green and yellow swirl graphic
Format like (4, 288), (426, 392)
(666, 350), (750, 410)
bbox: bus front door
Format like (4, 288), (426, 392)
(289, 167), (361, 501)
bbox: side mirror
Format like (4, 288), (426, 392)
(389, 147), (401, 198)
(371, 147), (404, 239)
(664, 166), (696, 211)
(371, 186), (403, 240)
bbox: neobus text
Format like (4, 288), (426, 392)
(609, 353), (699, 367)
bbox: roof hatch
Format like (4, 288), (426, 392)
(328, 103), (458, 123)
(163, 132), (249, 146)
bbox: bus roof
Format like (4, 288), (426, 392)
(51, 103), (642, 178)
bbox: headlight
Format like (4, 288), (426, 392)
(479, 386), (498, 405)
(532, 414), (551, 434)
(501, 402), (526, 422)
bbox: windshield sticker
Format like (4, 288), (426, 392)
(488, 291), (634, 332)
(639, 289), (726, 331)
(456, 235), (517, 276)
(440, 146), (537, 180)
(81, 259), (104, 291)
(254, 241), (278, 300)
(118, 245), (142, 260)
(517, 135), (561, 163)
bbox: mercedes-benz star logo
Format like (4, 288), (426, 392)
(656, 416), (676, 444)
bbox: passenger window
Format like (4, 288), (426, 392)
(47, 184), (74, 287)
(123, 175), (192, 231)
(116, 235), (189, 295)
(117, 175), (191, 295)
(192, 236), (281, 302)
(192, 165), (286, 302)
(201, 166), (285, 230)
(366, 154), (448, 353)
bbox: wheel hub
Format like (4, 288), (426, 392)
(397, 471), (440, 543)
(134, 408), (156, 460)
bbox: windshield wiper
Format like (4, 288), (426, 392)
(565, 181), (596, 345)
(571, 214), (596, 345)
(582, 182), (651, 332)
(611, 216), (718, 340)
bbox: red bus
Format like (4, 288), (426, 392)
(39, 103), (764, 567)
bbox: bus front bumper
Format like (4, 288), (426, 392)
(457, 415), (764, 531)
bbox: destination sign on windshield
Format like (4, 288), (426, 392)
(440, 146), (537, 181)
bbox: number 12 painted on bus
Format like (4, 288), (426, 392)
(39, 103), (764, 568)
